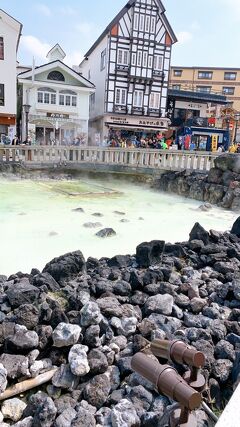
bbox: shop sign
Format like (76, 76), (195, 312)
(106, 115), (168, 128)
(208, 118), (216, 128)
(47, 113), (69, 119)
(211, 135), (218, 151)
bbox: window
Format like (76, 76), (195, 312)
(59, 90), (78, 107)
(148, 56), (153, 68)
(117, 49), (129, 66)
(132, 53), (136, 66)
(37, 87), (56, 104)
(154, 55), (163, 70)
(145, 16), (150, 32)
(137, 51), (142, 66)
(0, 37), (4, 60)
(139, 14), (144, 31)
(100, 49), (106, 71)
(150, 17), (156, 33)
(133, 90), (143, 107)
(0, 84), (4, 106)
(143, 52), (148, 67)
(134, 14), (139, 30)
(149, 92), (160, 109)
(44, 93), (50, 104)
(196, 86), (212, 93)
(88, 70), (91, 80)
(47, 71), (65, 81)
(174, 69), (182, 77)
(90, 93), (95, 111)
(37, 92), (43, 103)
(222, 87), (235, 95)
(51, 94), (56, 104)
(172, 84), (181, 90)
(59, 94), (64, 106)
(225, 72), (237, 80)
(72, 96), (77, 107)
(198, 71), (213, 79)
(115, 88), (127, 105)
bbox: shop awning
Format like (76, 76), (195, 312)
(105, 123), (169, 131)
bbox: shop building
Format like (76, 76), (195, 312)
(0, 9), (22, 143)
(79, 0), (177, 144)
(17, 45), (95, 145)
(166, 86), (230, 151)
(170, 66), (240, 112)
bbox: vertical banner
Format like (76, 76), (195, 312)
(211, 135), (218, 151)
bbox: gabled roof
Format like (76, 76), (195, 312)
(0, 9), (23, 50)
(83, 0), (177, 59)
(17, 60), (95, 89)
(46, 44), (66, 60)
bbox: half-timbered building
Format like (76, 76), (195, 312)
(80, 0), (177, 144)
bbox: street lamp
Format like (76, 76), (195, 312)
(23, 104), (31, 142)
(234, 112), (240, 143)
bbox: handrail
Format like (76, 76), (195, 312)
(0, 146), (219, 172)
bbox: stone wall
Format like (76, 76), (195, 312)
(154, 154), (240, 211)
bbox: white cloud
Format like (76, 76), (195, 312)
(35, 3), (51, 17)
(176, 31), (193, 44)
(20, 35), (83, 69)
(190, 21), (200, 31)
(75, 22), (95, 37)
(59, 6), (77, 16)
(65, 51), (84, 68)
(21, 35), (51, 62)
(219, 0), (240, 19)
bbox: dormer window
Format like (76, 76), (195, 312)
(47, 71), (65, 82)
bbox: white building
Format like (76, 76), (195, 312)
(80, 0), (177, 145)
(0, 9), (22, 143)
(18, 45), (95, 145)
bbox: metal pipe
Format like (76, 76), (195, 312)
(151, 340), (205, 368)
(131, 353), (201, 411)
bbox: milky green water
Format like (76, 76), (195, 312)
(0, 176), (237, 276)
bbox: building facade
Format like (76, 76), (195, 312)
(18, 45), (95, 145)
(170, 66), (240, 111)
(0, 9), (22, 143)
(80, 0), (177, 145)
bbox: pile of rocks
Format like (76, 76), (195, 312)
(0, 219), (240, 426)
(154, 153), (240, 210)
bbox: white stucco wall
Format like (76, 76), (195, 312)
(80, 36), (108, 119)
(0, 11), (21, 116)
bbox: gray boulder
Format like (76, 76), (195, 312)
(0, 354), (29, 379)
(52, 323), (81, 347)
(83, 373), (111, 408)
(80, 302), (102, 327)
(2, 398), (27, 422)
(111, 399), (140, 427)
(43, 250), (85, 283)
(144, 294), (174, 316)
(68, 344), (90, 376)
(136, 240), (165, 268)
(52, 364), (79, 389)
(96, 228), (116, 238)
(6, 280), (40, 308)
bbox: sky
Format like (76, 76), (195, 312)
(1, 0), (240, 68)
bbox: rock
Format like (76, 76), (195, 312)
(111, 399), (140, 427)
(107, 255), (131, 268)
(0, 363), (7, 392)
(212, 359), (233, 382)
(30, 359), (52, 377)
(52, 323), (81, 347)
(120, 219), (129, 223)
(55, 408), (77, 427)
(5, 327), (39, 353)
(214, 153), (240, 173)
(43, 251), (85, 283)
(207, 168), (223, 184)
(88, 349), (108, 374)
(2, 398), (27, 422)
(52, 364), (79, 389)
(231, 217), (240, 237)
(92, 212), (104, 217)
(96, 407), (112, 426)
(11, 417), (33, 427)
(33, 272), (60, 291)
(97, 297), (122, 317)
(49, 231), (58, 237)
(190, 298), (207, 314)
(110, 317), (138, 337)
(6, 280), (40, 308)
(144, 294), (174, 316)
(83, 222), (102, 229)
(72, 207), (84, 212)
(0, 354), (29, 379)
(80, 302), (102, 326)
(198, 203), (212, 211)
(189, 223), (209, 244)
(214, 340), (236, 362)
(14, 304), (39, 330)
(136, 240), (165, 268)
(23, 392), (57, 427)
(68, 344), (90, 376)
(71, 407), (96, 427)
(112, 280), (131, 296)
(84, 373), (111, 409)
(96, 228), (116, 238)
(128, 385), (153, 416)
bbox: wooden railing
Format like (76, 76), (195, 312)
(0, 146), (219, 172)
